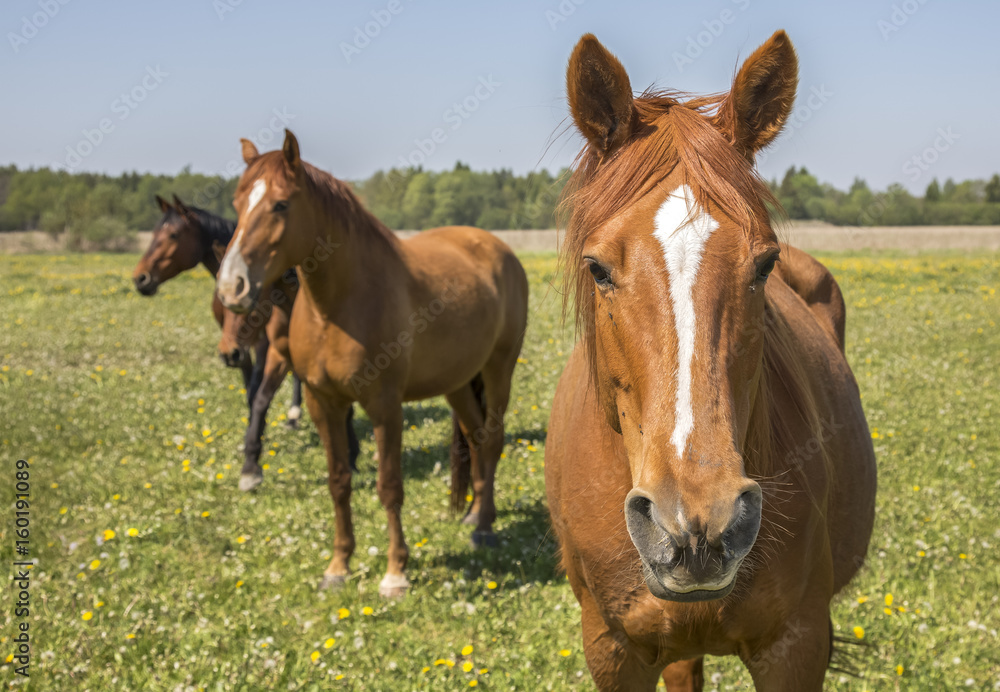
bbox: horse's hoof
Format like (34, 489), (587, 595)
(319, 573), (348, 591)
(238, 473), (263, 492)
(378, 573), (410, 599)
(470, 531), (497, 549)
(461, 511), (479, 526)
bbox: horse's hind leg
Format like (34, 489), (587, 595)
(662, 658), (704, 691)
(285, 374), (303, 429)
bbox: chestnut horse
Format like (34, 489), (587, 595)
(545, 32), (876, 690)
(216, 131), (528, 597)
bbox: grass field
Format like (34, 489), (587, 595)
(0, 251), (998, 691)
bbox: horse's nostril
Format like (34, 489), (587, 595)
(628, 494), (653, 522)
(234, 276), (246, 298)
(135, 273), (150, 287)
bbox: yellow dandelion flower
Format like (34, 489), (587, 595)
(127, 527), (138, 537)
(125, 633), (136, 639)
(235, 580), (244, 588)
(362, 606), (373, 616)
(959, 553), (967, 559)
(462, 662), (473, 672)
(5, 654), (13, 663)
(82, 611), (93, 621)
(857, 596), (868, 604)
(421, 666), (430, 673)
(51, 482), (58, 489)
(853, 626), (864, 639)
(469, 682), (478, 688)
(883, 608), (892, 615)
(462, 645), (474, 656)
(59, 507), (68, 515)
(102, 529), (116, 541)
(201, 511), (210, 518)
(338, 608), (350, 620)
(884, 593), (893, 607)
(334, 674), (344, 680)
(89, 559), (100, 570)
(479, 668), (488, 674)
(487, 581), (497, 590)
(896, 664), (904, 676)
(324, 638), (336, 649)
(917, 550), (925, 557)
(559, 649), (571, 657)
(236, 535), (248, 544)
(144, 483), (152, 489)
(310, 651), (320, 663)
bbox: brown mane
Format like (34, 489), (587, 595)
(239, 151), (399, 250)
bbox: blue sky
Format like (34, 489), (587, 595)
(2, 0), (997, 193)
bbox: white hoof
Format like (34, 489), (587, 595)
(238, 473), (263, 492)
(378, 572), (410, 599)
(287, 405), (302, 421)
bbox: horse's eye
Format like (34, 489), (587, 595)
(587, 260), (613, 287)
(756, 254), (778, 282)
(272, 201), (288, 213)
(168, 231), (179, 240)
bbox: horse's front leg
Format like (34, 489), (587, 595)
(238, 346), (288, 492)
(305, 387), (355, 591)
(740, 610), (831, 692)
(369, 401), (409, 598)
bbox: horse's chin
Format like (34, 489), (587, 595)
(641, 562), (738, 603)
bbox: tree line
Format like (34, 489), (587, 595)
(2, 163), (999, 249)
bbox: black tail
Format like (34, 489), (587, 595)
(450, 374), (486, 513)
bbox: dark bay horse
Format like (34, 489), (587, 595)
(216, 131), (528, 597)
(545, 32), (876, 690)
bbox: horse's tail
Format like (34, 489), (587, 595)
(450, 373), (486, 513)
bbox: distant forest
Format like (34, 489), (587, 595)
(2, 163), (999, 248)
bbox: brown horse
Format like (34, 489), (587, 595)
(545, 31), (876, 690)
(215, 131), (529, 597)
(213, 189), (360, 489)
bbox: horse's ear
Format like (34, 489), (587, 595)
(211, 241), (227, 263)
(282, 129), (301, 170)
(172, 195), (191, 216)
(240, 138), (259, 165)
(567, 34), (636, 156)
(155, 194), (172, 213)
(717, 30), (798, 159)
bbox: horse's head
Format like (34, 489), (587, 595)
(217, 132), (321, 313)
(133, 195), (205, 295)
(563, 31), (797, 601)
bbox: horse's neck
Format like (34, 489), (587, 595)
(198, 216), (236, 278)
(201, 250), (221, 278)
(296, 222), (401, 318)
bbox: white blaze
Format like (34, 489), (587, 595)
(651, 184), (720, 457)
(218, 179), (266, 294)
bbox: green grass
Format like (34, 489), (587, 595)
(0, 251), (998, 691)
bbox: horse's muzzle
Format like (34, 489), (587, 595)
(624, 486), (762, 602)
(221, 347), (249, 369)
(133, 272), (158, 296)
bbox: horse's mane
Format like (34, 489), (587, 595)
(559, 89), (826, 482)
(187, 206), (236, 248)
(240, 152), (399, 252)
